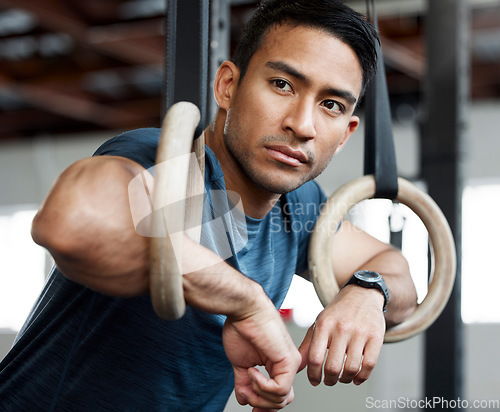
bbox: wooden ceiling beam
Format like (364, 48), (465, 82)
(87, 21), (164, 65)
(4, 81), (148, 129)
(0, 0), (87, 37)
(0, 0), (163, 65)
(380, 34), (425, 80)
(0, 98), (161, 139)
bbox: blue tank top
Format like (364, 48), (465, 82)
(0, 128), (326, 411)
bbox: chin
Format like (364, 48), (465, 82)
(251, 172), (310, 195)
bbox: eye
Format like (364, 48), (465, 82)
(322, 99), (345, 115)
(272, 79), (293, 93)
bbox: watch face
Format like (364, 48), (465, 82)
(356, 270), (381, 282)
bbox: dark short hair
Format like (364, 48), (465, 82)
(233, 0), (379, 97)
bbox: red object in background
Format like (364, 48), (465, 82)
(279, 308), (293, 323)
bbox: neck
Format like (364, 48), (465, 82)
(204, 110), (281, 219)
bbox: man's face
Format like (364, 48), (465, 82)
(224, 24), (363, 194)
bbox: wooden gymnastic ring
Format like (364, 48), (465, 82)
(150, 102), (204, 321)
(308, 175), (456, 342)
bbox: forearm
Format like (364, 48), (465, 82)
(181, 237), (273, 319)
(354, 248), (417, 327)
(330, 220), (417, 326)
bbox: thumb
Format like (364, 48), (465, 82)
(297, 324), (314, 372)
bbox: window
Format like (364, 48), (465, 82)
(0, 206), (46, 332)
(461, 182), (500, 323)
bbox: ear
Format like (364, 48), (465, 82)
(213, 61), (240, 111)
(334, 115), (359, 155)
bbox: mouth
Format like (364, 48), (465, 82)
(265, 145), (309, 167)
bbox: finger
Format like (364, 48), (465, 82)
(353, 337), (383, 385)
(321, 332), (350, 386)
(337, 337), (364, 384)
(298, 324), (314, 372)
(239, 377), (294, 410)
(248, 367), (294, 404)
(305, 324), (330, 386)
(233, 367), (253, 405)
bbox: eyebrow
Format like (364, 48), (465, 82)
(265, 60), (358, 107)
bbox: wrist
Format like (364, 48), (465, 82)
(182, 246), (273, 320)
(343, 270), (389, 312)
(227, 281), (274, 322)
(342, 283), (386, 312)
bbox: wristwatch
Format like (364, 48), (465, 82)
(344, 270), (389, 312)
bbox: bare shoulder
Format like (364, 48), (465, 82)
(60, 155), (147, 182)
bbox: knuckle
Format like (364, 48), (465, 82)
(335, 320), (354, 335)
(343, 361), (359, 376)
(313, 317), (329, 333)
(272, 394), (290, 408)
(366, 329), (384, 341)
(274, 387), (290, 398)
(324, 363), (341, 377)
(363, 358), (377, 371)
(308, 354), (324, 368)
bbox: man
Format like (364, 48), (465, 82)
(0, 0), (417, 410)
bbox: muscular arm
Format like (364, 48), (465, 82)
(31, 156), (151, 297)
(32, 155), (300, 409)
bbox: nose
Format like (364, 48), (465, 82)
(281, 98), (316, 140)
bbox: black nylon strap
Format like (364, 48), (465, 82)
(164, 0), (210, 135)
(363, 1), (399, 199)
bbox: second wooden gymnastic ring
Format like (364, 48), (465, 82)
(308, 175), (456, 342)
